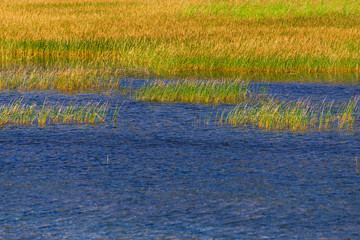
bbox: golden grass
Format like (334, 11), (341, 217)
(1, 0), (360, 79)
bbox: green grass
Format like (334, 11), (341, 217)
(1, 0), (360, 80)
(135, 80), (261, 104)
(221, 97), (359, 131)
(182, 0), (360, 19)
(0, 99), (110, 126)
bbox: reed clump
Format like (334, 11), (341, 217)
(0, 67), (129, 93)
(221, 97), (359, 131)
(135, 80), (256, 104)
(1, 0), (360, 79)
(0, 100), (109, 126)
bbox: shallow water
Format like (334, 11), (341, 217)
(1, 81), (360, 239)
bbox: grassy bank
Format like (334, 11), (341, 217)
(1, 0), (360, 79)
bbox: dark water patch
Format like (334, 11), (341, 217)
(174, 71), (360, 85)
(264, 82), (360, 103)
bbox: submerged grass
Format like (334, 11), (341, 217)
(0, 99), (109, 126)
(135, 80), (259, 104)
(1, 0), (360, 79)
(221, 97), (359, 131)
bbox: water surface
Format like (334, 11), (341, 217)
(0, 81), (360, 239)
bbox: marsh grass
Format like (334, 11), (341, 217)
(182, 0), (360, 19)
(0, 99), (109, 126)
(135, 79), (359, 131)
(338, 97), (359, 129)
(135, 80), (257, 104)
(0, 67), (131, 93)
(1, 0), (360, 79)
(221, 97), (359, 131)
(2, 0), (359, 131)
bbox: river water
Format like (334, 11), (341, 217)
(0, 81), (360, 239)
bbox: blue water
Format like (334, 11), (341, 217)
(1, 81), (360, 239)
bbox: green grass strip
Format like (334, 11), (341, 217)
(135, 80), (258, 104)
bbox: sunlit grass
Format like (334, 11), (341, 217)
(1, 0), (360, 79)
(135, 80), (260, 104)
(221, 97), (359, 131)
(0, 66), (129, 93)
(182, 0), (360, 19)
(0, 99), (110, 126)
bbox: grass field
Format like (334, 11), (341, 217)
(1, 0), (360, 79)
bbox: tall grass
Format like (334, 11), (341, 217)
(221, 97), (359, 131)
(135, 80), (257, 104)
(0, 67), (129, 93)
(182, 0), (360, 19)
(1, 0), (360, 79)
(0, 99), (109, 126)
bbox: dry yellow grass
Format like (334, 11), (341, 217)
(1, 0), (360, 78)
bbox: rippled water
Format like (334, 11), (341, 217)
(1, 81), (360, 239)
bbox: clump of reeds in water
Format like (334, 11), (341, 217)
(0, 100), (109, 126)
(135, 80), (257, 104)
(221, 97), (359, 131)
(0, 67), (128, 93)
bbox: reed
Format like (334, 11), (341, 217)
(0, 67), (130, 93)
(112, 102), (122, 123)
(221, 97), (359, 131)
(0, 99), (109, 126)
(135, 80), (256, 104)
(338, 96), (359, 129)
(1, 0), (360, 80)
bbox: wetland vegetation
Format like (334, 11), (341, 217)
(134, 80), (360, 131)
(0, 67), (128, 93)
(220, 97), (359, 131)
(1, 0), (360, 78)
(135, 80), (254, 104)
(0, 0), (359, 130)
(0, 99), (110, 126)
